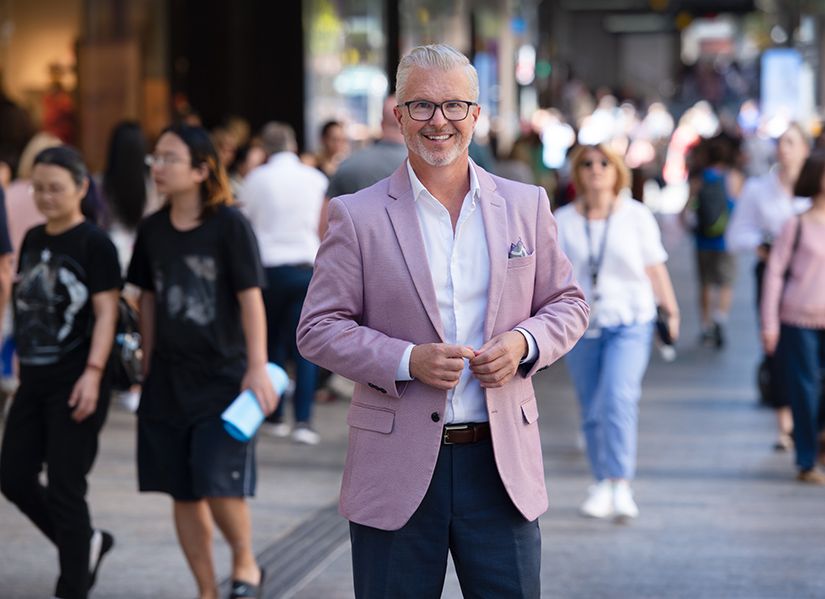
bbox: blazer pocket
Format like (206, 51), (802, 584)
(521, 396), (539, 424)
(507, 253), (535, 270)
(347, 402), (395, 434)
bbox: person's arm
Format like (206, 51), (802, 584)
(725, 180), (764, 253)
(297, 198), (423, 397)
(761, 219), (796, 355)
(473, 187), (589, 383)
(318, 197), (331, 240)
(238, 287), (278, 415)
(0, 253), (12, 328)
(138, 290), (155, 379)
(646, 263), (680, 341)
(68, 289), (119, 422)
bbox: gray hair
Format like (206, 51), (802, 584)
(395, 44), (479, 104)
(260, 122), (297, 156)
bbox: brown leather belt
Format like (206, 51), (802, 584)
(442, 422), (491, 445)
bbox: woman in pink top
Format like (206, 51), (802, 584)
(761, 149), (825, 484)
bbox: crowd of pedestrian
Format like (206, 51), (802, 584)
(0, 41), (823, 599)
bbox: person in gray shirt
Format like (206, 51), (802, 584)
(319, 96), (407, 238)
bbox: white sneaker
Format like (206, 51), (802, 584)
(260, 422), (291, 438)
(580, 480), (614, 518)
(612, 480), (639, 520)
(291, 425), (320, 445)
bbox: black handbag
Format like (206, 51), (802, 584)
(108, 297), (143, 391)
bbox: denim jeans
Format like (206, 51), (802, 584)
(262, 265), (317, 425)
(564, 321), (653, 481)
(776, 324), (825, 471)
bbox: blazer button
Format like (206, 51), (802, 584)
(431, 412), (440, 422)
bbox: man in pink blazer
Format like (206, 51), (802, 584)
(298, 44), (588, 598)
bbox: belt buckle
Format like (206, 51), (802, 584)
(443, 423), (470, 445)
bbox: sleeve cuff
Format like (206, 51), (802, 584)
(396, 344), (415, 381)
(515, 327), (538, 364)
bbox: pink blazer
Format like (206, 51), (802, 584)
(297, 162), (588, 530)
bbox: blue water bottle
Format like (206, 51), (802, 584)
(221, 363), (290, 441)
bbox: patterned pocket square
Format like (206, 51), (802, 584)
(508, 239), (529, 258)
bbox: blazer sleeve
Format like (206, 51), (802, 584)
(515, 187), (590, 377)
(297, 197), (411, 398)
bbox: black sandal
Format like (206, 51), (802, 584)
(229, 567), (265, 598)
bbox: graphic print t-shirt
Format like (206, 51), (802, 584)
(14, 221), (121, 378)
(127, 205), (265, 422)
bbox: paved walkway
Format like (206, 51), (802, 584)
(1, 231), (824, 598)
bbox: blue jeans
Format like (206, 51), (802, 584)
(564, 321), (653, 481)
(262, 265), (317, 425)
(776, 324), (825, 471)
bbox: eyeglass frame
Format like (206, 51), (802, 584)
(398, 100), (478, 122)
(144, 153), (190, 168)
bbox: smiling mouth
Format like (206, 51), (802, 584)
(423, 133), (453, 142)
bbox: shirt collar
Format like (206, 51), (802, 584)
(406, 158), (480, 207)
(267, 151), (299, 165)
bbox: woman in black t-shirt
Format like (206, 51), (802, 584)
(0, 146), (121, 599)
(127, 124), (277, 599)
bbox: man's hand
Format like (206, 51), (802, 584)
(242, 363), (280, 416)
(469, 331), (527, 388)
(410, 343), (475, 390)
(68, 369), (102, 422)
(762, 330), (779, 356)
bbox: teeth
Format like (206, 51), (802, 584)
(426, 135), (450, 141)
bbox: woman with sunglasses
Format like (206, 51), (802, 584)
(0, 146), (121, 598)
(555, 144), (679, 521)
(128, 124), (277, 598)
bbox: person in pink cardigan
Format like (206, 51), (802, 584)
(761, 149), (825, 484)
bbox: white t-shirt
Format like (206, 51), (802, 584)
(240, 152), (328, 267)
(555, 198), (668, 328)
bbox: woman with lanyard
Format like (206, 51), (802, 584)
(555, 144), (679, 521)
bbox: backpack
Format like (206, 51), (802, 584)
(108, 297), (143, 391)
(695, 175), (730, 238)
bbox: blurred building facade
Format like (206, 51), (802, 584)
(1, 0), (824, 172)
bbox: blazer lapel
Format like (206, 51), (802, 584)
(476, 166), (508, 340)
(386, 164), (446, 342)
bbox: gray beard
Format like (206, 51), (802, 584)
(405, 129), (471, 167)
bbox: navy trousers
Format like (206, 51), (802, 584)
(350, 439), (541, 599)
(262, 265), (317, 424)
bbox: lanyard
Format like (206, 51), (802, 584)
(583, 200), (615, 299)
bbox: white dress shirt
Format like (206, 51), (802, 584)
(395, 160), (536, 424)
(726, 167), (811, 253)
(239, 152), (328, 267)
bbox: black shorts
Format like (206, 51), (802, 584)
(137, 416), (256, 501)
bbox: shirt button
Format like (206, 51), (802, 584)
(431, 412), (440, 422)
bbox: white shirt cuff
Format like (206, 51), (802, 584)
(396, 344), (415, 381)
(515, 327), (538, 364)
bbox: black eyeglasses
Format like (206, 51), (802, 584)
(400, 100), (477, 122)
(580, 159), (610, 169)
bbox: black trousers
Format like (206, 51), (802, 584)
(350, 440), (541, 599)
(0, 374), (110, 599)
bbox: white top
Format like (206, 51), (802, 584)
(555, 198), (667, 328)
(393, 161), (536, 423)
(725, 167), (811, 252)
(239, 153), (328, 267)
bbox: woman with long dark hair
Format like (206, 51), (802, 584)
(127, 124), (277, 598)
(0, 145), (121, 598)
